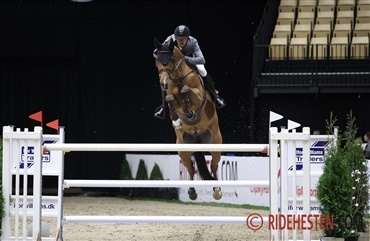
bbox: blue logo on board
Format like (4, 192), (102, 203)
(288, 141), (331, 170)
(19, 140), (56, 169)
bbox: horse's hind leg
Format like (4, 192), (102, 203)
(210, 152), (221, 180)
(179, 151), (198, 200)
(211, 151), (222, 200)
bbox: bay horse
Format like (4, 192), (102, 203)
(154, 37), (223, 200)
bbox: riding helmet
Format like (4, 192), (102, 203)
(174, 25), (190, 39)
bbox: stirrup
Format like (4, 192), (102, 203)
(154, 106), (165, 120)
(215, 96), (226, 109)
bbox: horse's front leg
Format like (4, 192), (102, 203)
(179, 151), (198, 200)
(179, 85), (195, 119)
(165, 94), (181, 126)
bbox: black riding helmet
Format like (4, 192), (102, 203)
(174, 25), (190, 39)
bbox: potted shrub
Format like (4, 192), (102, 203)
(317, 112), (370, 241)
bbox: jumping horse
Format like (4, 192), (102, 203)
(154, 37), (223, 200)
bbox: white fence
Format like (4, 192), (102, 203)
(2, 124), (326, 241)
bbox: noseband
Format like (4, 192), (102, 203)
(158, 55), (195, 84)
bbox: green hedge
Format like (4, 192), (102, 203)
(119, 157), (133, 196)
(119, 158), (178, 200)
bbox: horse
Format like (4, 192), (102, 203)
(153, 37), (223, 200)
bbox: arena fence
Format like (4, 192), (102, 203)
(2, 117), (334, 241)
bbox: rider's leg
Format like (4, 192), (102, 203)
(196, 65), (226, 109)
(154, 89), (167, 120)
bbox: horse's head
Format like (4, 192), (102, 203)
(154, 37), (183, 91)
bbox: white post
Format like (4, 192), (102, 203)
(57, 126), (65, 241)
(33, 126), (43, 241)
(269, 127), (279, 240)
(280, 127), (288, 240)
(289, 129), (297, 241)
(2, 125), (13, 239)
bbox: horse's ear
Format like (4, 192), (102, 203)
(154, 37), (162, 50)
(168, 38), (174, 50)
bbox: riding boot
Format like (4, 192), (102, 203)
(154, 90), (167, 120)
(203, 74), (226, 109)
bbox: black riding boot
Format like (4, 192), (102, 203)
(154, 90), (167, 120)
(203, 74), (226, 109)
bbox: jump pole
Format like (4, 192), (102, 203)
(44, 143), (268, 152)
(64, 180), (270, 188)
(63, 215), (270, 224)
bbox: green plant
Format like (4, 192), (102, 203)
(149, 163), (179, 200)
(317, 121), (352, 237)
(342, 112), (369, 235)
(149, 163), (164, 180)
(119, 157), (133, 197)
(317, 112), (370, 239)
(135, 159), (148, 180)
(133, 159), (149, 197)
(119, 157), (133, 180)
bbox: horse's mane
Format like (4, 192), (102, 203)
(173, 45), (184, 59)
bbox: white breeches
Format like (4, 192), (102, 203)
(196, 65), (207, 77)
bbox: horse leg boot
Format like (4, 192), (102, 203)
(203, 74), (226, 109)
(154, 89), (167, 120)
(180, 85), (195, 119)
(165, 95), (181, 127)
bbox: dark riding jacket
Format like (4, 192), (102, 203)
(154, 35), (206, 67)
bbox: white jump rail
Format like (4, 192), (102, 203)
(63, 215), (269, 224)
(43, 143), (268, 152)
(63, 180), (270, 188)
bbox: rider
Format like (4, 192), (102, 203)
(153, 25), (226, 120)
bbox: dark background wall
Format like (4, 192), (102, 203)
(1, 1), (369, 181)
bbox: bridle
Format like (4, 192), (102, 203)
(157, 51), (196, 85)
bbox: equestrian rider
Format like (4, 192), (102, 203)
(153, 25), (226, 120)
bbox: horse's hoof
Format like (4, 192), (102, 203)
(213, 187), (222, 200)
(189, 193), (198, 200)
(188, 187), (197, 201)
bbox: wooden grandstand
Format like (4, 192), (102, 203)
(270, 0), (369, 60)
(253, 0), (370, 96)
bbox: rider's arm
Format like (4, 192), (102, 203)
(183, 38), (206, 66)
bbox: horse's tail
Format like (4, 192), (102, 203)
(193, 152), (214, 180)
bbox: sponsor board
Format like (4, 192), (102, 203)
(126, 153), (370, 214)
